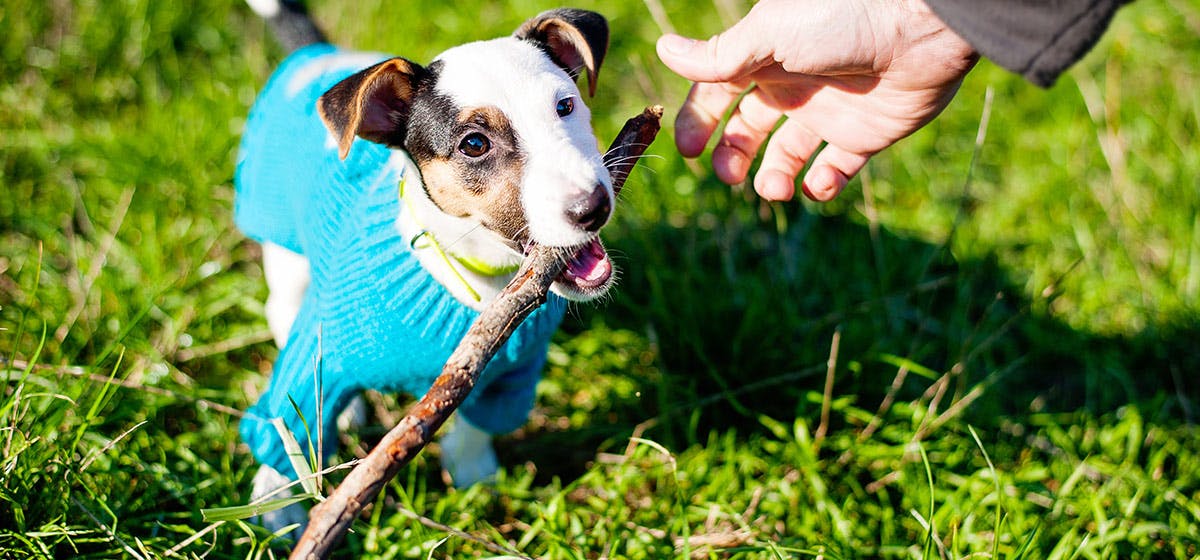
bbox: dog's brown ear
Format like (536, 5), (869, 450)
(514, 9), (608, 97)
(318, 57), (424, 160)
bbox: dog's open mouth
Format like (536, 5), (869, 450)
(560, 237), (612, 291)
(520, 236), (612, 299)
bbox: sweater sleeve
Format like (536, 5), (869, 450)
(923, 0), (1130, 87)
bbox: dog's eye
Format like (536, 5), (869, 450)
(458, 133), (490, 157)
(555, 97), (575, 118)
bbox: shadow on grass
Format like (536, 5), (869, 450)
(499, 187), (1199, 484)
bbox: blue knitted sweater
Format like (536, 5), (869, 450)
(234, 44), (567, 479)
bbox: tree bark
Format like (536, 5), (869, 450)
(290, 105), (662, 559)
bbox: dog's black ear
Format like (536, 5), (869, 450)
(514, 9), (608, 97)
(317, 57), (424, 160)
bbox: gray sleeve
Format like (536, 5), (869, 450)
(923, 0), (1130, 87)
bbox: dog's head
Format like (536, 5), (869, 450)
(317, 9), (614, 301)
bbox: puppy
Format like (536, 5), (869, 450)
(235, 0), (615, 532)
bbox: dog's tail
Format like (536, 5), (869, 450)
(246, 0), (326, 53)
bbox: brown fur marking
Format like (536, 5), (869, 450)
(418, 106), (529, 245)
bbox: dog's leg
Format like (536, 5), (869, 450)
(336, 391), (369, 431)
(263, 242), (368, 426)
(438, 415), (499, 487)
(250, 464), (308, 540)
(262, 242), (311, 348)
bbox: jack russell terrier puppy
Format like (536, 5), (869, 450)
(235, 0), (615, 532)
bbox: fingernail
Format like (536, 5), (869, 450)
(755, 170), (796, 201)
(658, 34), (694, 55)
(803, 167), (848, 201)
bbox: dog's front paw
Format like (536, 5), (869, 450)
(336, 393), (370, 431)
(250, 464), (308, 541)
(439, 417), (498, 487)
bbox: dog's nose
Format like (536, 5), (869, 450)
(565, 185), (611, 232)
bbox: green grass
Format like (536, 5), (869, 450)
(3, 0), (1199, 557)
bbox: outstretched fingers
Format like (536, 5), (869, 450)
(656, 6), (875, 203)
(712, 89), (784, 185)
(753, 119), (823, 201)
(754, 121), (871, 202)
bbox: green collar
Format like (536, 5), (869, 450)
(400, 177), (521, 302)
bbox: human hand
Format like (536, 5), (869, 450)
(656, 0), (978, 201)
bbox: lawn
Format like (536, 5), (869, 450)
(2, 0), (1199, 558)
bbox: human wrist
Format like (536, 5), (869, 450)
(904, 0), (977, 55)
(891, 0), (979, 76)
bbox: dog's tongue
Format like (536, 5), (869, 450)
(560, 238), (611, 290)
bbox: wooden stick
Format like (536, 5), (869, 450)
(290, 105), (662, 559)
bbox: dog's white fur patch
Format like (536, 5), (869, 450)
(439, 416), (499, 486)
(250, 463), (307, 538)
(433, 38), (613, 249)
(262, 241), (311, 347)
(244, 0), (281, 18)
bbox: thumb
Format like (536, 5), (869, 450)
(656, 24), (772, 83)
